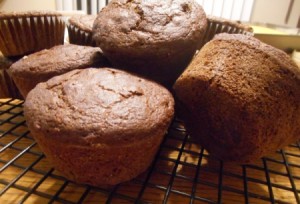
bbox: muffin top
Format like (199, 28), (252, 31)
(68, 14), (96, 33)
(175, 33), (300, 98)
(0, 10), (62, 19)
(24, 68), (174, 145)
(9, 44), (109, 78)
(213, 33), (300, 77)
(93, 0), (207, 49)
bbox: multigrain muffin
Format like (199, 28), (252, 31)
(93, 0), (207, 88)
(0, 54), (22, 98)
(0, 11), (65, 57)
(24, 68), (174, 186)
(174, 33), (300, 163)
(9, 44), (109, 98)
(68, 14), (97, 46)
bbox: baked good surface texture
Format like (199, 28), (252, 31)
(173, 33), (300, 163)
(93, 0), (207, 87)
(24, 68), (175, 186)
(9, 44), (109, 98)
(68, 14), (96, 33)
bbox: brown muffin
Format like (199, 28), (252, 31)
(200, 15), (253, 48)
(174, 33), (300, 163)
(24, 68), (174, 186)
(0, 54), (22, 98)
(9, 44), (110, 98)
(68, 14), (97, 46)
(0, 11), (65, 57)
(93, 0), (207, 88)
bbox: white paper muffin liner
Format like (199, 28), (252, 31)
(0, 15), (65, 57)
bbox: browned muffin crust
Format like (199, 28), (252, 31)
(25, 68), (174, 143)
(174, 33), (300, 163)
(24, 68), (174, 185)
(68, 14), (96, 33)
(9, 44), (109, 78)
(213, 34), (300, 77)
(92, 0), (207, 87)
(93, 0), (207, 49)
(9, 44), (110, 97)
(0, 11), (62, 19)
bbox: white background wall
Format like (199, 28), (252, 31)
(251, 0), (300, 27)
(0, 0), (56, 11)
(196, 0), (254, 22)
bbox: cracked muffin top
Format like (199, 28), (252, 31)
(24, 68), (175, 145)
(93, 0), (207, 50)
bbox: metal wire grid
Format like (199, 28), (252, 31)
(0, 98), (300, 203)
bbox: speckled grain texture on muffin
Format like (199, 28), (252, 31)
(9, 44), (110, 98)
(0, 11), (65, 57)
(24, 68), (174, 186)
(68, 14), (97, 46)
(93, 0), (207, 88)
(174, 33), (300, 163)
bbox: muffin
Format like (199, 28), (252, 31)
(0, 54), (22, 99)
(200, 15), (253, 48)
(24, 68), (175, 186)
(93, 0), (207, 88)
(9, 44), (110, 98)
(0, 11), (65, 57)
(68, 14), (97, 46)
(174, 33), (300, 163)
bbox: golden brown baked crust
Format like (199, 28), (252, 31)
(174, 33), (300, 163)
(24, 68), (174, 185)
(92, 0), (207, 87)
(9, 44), (110, 98)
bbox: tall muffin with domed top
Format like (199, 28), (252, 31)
(93, 0), (207, 88)
(174, 33), (300, 163)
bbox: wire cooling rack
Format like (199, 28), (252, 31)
(0, 98), (300, 204)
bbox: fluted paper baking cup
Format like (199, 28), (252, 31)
(0, 11), (65, 57)
(67, 24), (96, 47)
(199, 16), (253, 49)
